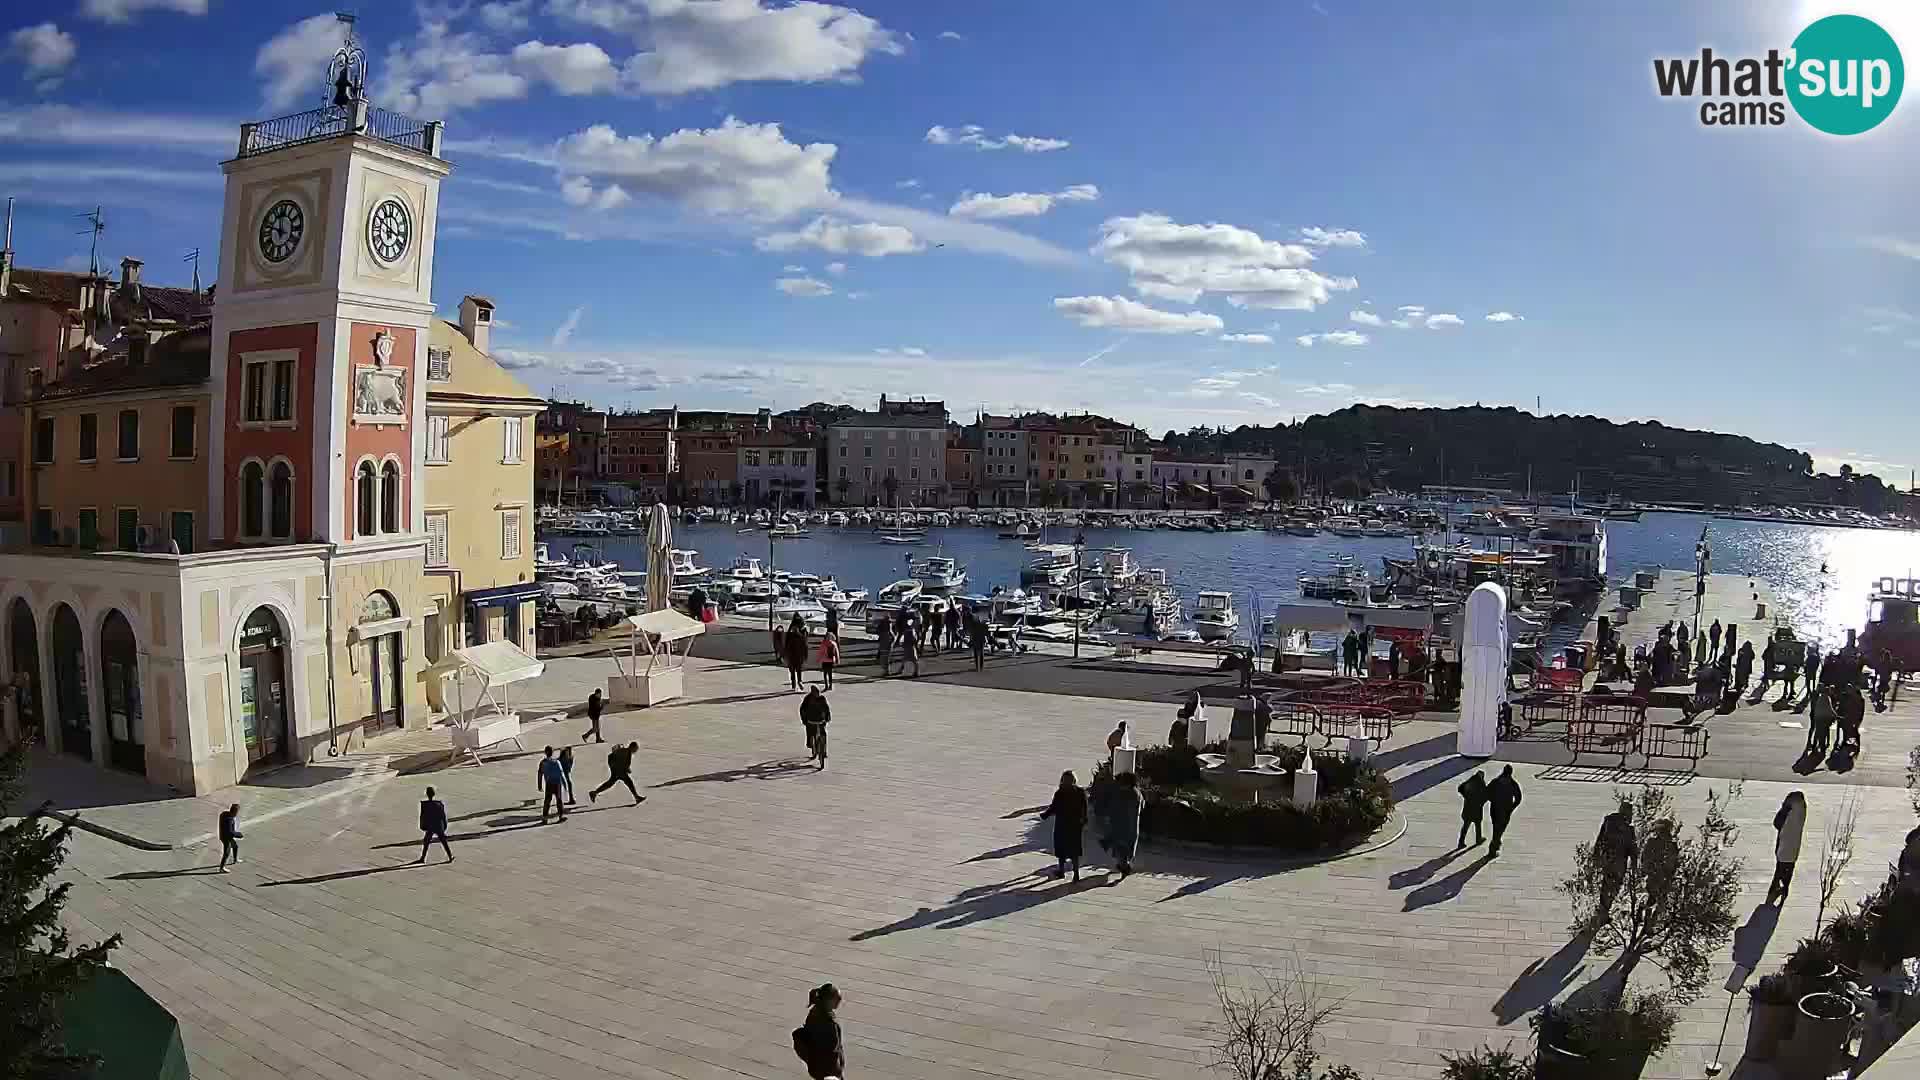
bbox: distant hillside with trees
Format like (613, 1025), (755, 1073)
(1159, 405), (1906, 511)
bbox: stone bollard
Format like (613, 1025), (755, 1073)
(1110, 746), (1136, 776)
(1186, 711), (1209, 749)
(1291, 750), (1319, 806)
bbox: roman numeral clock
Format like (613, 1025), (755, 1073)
(258, 199), (304, 263)
(366, 196), (412, 265)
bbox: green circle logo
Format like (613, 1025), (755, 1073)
(1787, 14), (1903, 135)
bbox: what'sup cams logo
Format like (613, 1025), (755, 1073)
(1654, 14), (1903, 134)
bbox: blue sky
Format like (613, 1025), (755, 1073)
(4, 1), (1917, 482)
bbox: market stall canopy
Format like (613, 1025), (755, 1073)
(59, 966), (190, 1080)
(1264, 602), (1433, 634)
(451, 639), (545, 685)
(626, 608), (705, 644)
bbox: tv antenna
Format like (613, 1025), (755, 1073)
(76, 207), (104, 275)
(182, 248), (202, 294)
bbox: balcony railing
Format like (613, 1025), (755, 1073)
(237, 103), (440, 160)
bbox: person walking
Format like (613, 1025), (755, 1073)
(784, 615), (809, 691)
(1486, 765), (1522, 857)
(800, 686), (831, 769)
(217, 803), (243, 872)
(1768, 790), (1807, 904)
(1342, 630), (1360, 677)
(538, 746), (569, 824)
(589, 742), (646, 804)
(1457, 770), (1489, 847)
(558, 744), (577, 804)
(946, 604), (962, 654)
(1780, 642), (1803, 701)
(1676, 635), (1692, 680)
(1040, 770), (1089, 880)
(817, 632), (840, 690)
(580, 688), (606, 743)
(414, 786), (453, 863)
(1709, 619), (1722, 659)
(792, 983), (845, 1080)
(1641, 818), (1680, 920)
(824, 605), (840, 642)
(900, 622), (920, 677)
(1803, 642), (1823, 698)
(1388, 641), (1401, 680)
(1594, 799), (1638, 923)
(1760, 636), (1779, 695)
(875, 617), (894, 677)
(1106, 721), (1131, 752)
(969, 611), (986, 671)
(1735, 641), (1755, 695)
(1103, 772), (1145, 881)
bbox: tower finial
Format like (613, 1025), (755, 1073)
(327, 11), (366, 108)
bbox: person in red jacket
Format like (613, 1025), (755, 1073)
(817, 632), (841, 689)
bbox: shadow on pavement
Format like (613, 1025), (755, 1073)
(109, 866), (227, 881)
(1389, 756), (1477, 803)
(652, 759), (817, 787)
(850, 873), (1101, 940)
(368, 820), (548, 850)
(1731, 900), (1782, 971)
(1491, 931), (1593, 1025)
(258, 862), (427, 887)
(1402, 854), (1493, 910)
(1371, 732), (1457, 773)
(1388, 846), (1467, 890)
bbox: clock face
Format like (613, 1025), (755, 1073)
(367, 197), (412, 265)
(258, 199), (304, 264)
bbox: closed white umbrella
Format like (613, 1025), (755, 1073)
(646, 502), (673, 613)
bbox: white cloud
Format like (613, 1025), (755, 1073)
(925, 124), (1069, 152)
(513, 41), (622, 95)
(1093, 213), (1357, 311)
(0, 161), (217, 189)
(9, 24), (76, 83)
(1862, 305), (1915, 323)
(1484, 311), (1524, 323)
(1239, 392), (1282, 408)
(938, 30), (964, 41)
(1425, 313), (1463, 328)
(553, 117), (835, 218)
(552, 305), (587, 347)
(756, 215), (922, 257)
(1297, 226), (1366, 249)
(479, 0), (533, 31)
(824, 261), (848, 275)
(845, 290), (869, 300)
(560, 0), (904, 94)
(1052, 295), (1224, 335)
(838, 196), (1075, 265)
(782, 264), (806, 273)
(559, 175), (630, 210)
(1220, 333), (1274, 345)
(1398, 304), (1425, 316)
(775, 275), (834, 297)
(382, 21), (529, 115)
(899, 346), (927, 356)
(1295, 331), (1369, 347)
(255, 14), (349, 110)
(1135, 280), (1203, 303)
(1349, 309), (1384, 327)
(1864, 235), (1920, 260)
(81, 0), (206, 21)
(948, 183), (1098, 219)
(0, 105), (233, 150)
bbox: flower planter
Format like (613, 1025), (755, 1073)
(1742, 1000), (1795, 1062)
(1534, 1041), (1649, 1080)
(1783, 992), (1857, 1078)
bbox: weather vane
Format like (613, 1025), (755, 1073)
(326, 11), (366, 108)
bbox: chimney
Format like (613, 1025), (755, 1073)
(458, 295), (493, 353)
(128, 333), (148, 367)
(120, 257), (143, 304)
(757, 407), (771, 432)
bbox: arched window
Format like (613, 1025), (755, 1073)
(356, 461), (377, 537)
(380, 460), (401, 534)
(269, 461), (293, 539)
(240, 460), (264, 538)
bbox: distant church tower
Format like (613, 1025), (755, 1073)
(206, 17), (450, 548)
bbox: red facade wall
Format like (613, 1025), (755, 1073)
(224, 322), (319, 541)
(342, 322), (414, 540)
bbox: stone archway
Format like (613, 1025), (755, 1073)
(7, 598), (42, 744)
(50, 604), (90, 761)
(99, 610), (144, 775)
(237, 606), (292, 769)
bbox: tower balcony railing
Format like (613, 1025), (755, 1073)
(236, 101), (442, 160)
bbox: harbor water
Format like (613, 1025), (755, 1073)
(540, 512), (1920, 654)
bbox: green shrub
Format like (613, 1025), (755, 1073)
(1098, 742), (1394, 853)
(1533, 993), (1677, 1063)
(1821, 906), (1871, 970)
(1440, 1045), (1530, 1080)
(1786, 936), (1839, 981)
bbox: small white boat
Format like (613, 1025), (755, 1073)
(1283, 520), (1319, 537)
(910, 555), (967, 590)
(725, 555), (767, 581)
(878, 531), (925, 544)
(877, 579), (923, 605)
(768, 522), (809, 538)
(1000, 522), (1039, 540)
(668, 549), (711, 581)
(1191, 590), (1240, 642)
(1326, 517), (1369, 538)
(826, 511), (849, 526)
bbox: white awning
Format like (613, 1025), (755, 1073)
(1264, 603), (1434, 634)
(451, 640), (545, 686)
(626, 608), (705, 644)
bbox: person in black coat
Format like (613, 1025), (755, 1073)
(1457, 770), (1489, 848)
(589, 742), (646, 804)
(875, 618), (894, 677)
(1040, 771), (1089, 881)
(795, 983), (844, 1080)
(217, 804), (243, 871)
(1485, 765), (1522, 857)
(784, 615), (809, 690)
(580, 687), (606, 743)
(800, 686), (831, 769)
(414, 786), (453, 863)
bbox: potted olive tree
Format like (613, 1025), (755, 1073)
(1547, 785), (1742, 1079)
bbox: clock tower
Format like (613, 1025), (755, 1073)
(207, 25), (449, 550)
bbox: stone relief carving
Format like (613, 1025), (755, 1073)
(353, 331), (406, 423)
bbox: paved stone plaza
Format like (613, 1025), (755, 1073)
(42, 652), (1920, 1079)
